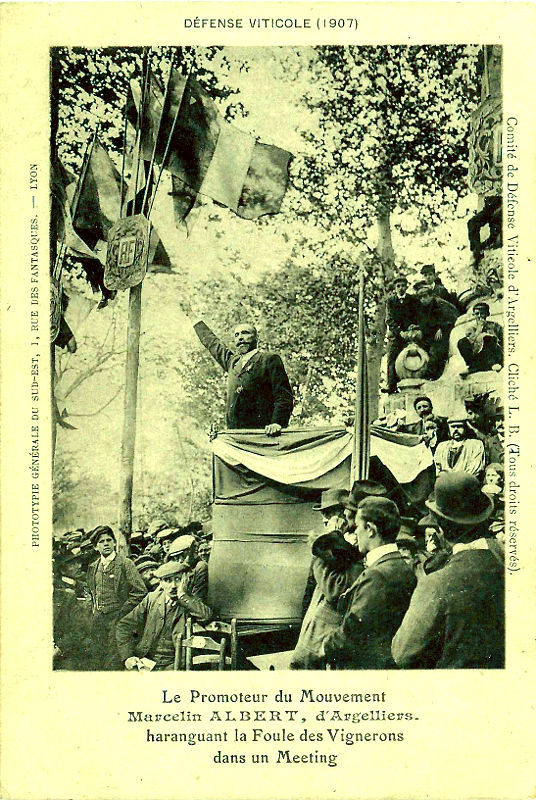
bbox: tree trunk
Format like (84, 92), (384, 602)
(367, 207), (395, 419)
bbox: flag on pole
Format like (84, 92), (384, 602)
(73, 136), (123, 251)
(51, 156), (97, 260)
(127, 69), (293, 226)
(350, 273), (370, 485)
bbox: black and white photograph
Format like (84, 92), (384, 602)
(2, 4), (535, 798)
(50, 42), (506, 673)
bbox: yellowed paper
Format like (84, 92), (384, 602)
(1, 3), (535, 800)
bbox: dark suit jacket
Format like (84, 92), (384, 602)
(87, 553), (147, 617)
(391, 549), (505, 669)
(115, 589), (211, 662)
(194, 321), (293, 429)
(385, 293), (421, 338)
(322, 551), (417, 669)
(415, 297), (459, 345)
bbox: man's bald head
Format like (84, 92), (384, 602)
(234, 322), (258, 354)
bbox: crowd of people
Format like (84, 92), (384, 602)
(53, 520), (212, 671)
(290, 466), (505, 670)
(54, 261), (505, 671)
(386, 264), (503, 393)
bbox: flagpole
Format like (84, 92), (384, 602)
(350, 271), (370, 486)
(119, 105), (128, 218)
(133, 48), (150, 215)
(141, 62), (173, 215)
(146, 67), (190, 220)
(117, 49), (150, 554)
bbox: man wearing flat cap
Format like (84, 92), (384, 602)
(320, 496), (417, 669)
(385, 276), (421, 394)
(419, 264), (457, 305)
(392, 472), (504, 669)
(291, 488), (363, 669)
(116, 560), (212, 671)
(166, 534), (208, 602)
(87, 525), (147, 670)
(433, 412), (486, 479)
(53, 546), (93, 670)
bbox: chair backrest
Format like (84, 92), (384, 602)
(180, 617), (238, 670)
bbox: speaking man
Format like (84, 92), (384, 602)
(180, 300), (293, 435)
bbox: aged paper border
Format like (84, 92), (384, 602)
(1, 3), (535, 799)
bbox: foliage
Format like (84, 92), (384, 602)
(52, 46), (481, 533)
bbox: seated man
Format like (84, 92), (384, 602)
(433, 413), (486, 479)
(457, 322), (502, 374)
(116, 561), (212, 671)
(413, 281), (459, 379)
(473, 301), (503, 349)
(320, 497), (417, 669)
(166, 534), (208, 602)
(385, 276), (421, 394)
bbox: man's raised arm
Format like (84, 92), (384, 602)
(179, 298), (234, 373)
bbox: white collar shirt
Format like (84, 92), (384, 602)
(100, 551), (116, 570)
(364, 542), (399, 568)
(452, 538), (489, 555)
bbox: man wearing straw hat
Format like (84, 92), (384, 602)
(392, 472), (504, 669)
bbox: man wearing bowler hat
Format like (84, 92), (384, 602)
(87, 525), (147, 670)
(116, 560), (212, 671)
(392, 472), (504, 669)
(320, 496), (417, 669)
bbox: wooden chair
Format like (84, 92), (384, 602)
(180, 617), (238, 671)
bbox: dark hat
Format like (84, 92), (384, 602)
(147, 518), (169, 538)
(345, 480), (387, 511)
(357, 496), (400, 536)
(154, 561), (190, 580)
(396, 531), (419, 551)
(399, 516), (417, 536)
(417, 513), (440, 531)
(311, 530), (355, 558)
(425, 472), (493, 526)
(313, 488), (349, 512)
(89, 525), (116, 545)
(420, 264), (436, 275)
(393, 275), (408, 286)
(473, 301), (490, 314)
(181, 521), (204, 536)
